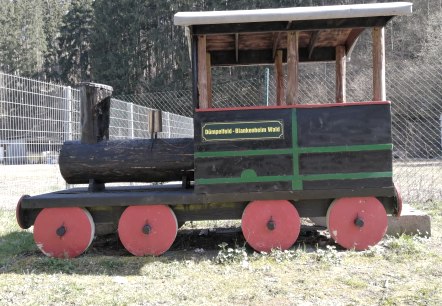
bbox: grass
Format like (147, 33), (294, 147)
(1, 202), (442, 305)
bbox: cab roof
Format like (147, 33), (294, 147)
(174, 2), (412, 65)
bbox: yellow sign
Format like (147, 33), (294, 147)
(202, 120), (284, 142)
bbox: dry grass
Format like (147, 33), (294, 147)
(0, 203), (441, 305)
(1, 164), (441, 305)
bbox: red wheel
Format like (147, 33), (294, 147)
(241, 200), (300, 252)
(118, 205), (177, 256)
(326, 197), (388, 251)
(33, 207), (95, 258)
(394, 185), (403, 217)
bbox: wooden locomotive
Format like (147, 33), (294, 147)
(16, 2), (412, 258)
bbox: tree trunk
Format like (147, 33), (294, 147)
(59, 138), (194, 184)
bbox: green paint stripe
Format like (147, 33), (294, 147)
(195, 148), (292, 158)
(298, 144), (393, 154)
(196, 171), (392, 185)
(300, 171), (392, 181)
(196, 175), (293, 185)
(195, 144), (392, 158)
(292, 109), (302, 190)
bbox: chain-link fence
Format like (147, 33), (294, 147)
(1, 60), (441, 206)
(0, 72), (193, 206)
(115, 61), (442, 203)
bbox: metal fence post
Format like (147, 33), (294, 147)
(264, 68), (270, 106)
(64, 86), (73, 141)
(167, 112), (172, 138)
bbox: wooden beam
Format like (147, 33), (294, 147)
(193, 17), (393, 35)
(274, 49), (285, 105)
(308, 31), (320, 59)
(335, 45), (346, 103)
(286, 31), (299, 105)
(272, 32), (282, 59)
(206, 52), (212, 106)
(210, 47), (336, 66)
(197, 35), (209, 108)
(373, 27), (386, 101)
(345, 28), (365, 55)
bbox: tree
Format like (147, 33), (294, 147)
(42, 0), (70, 81)
(419, 9), (442, 62)
(0, 0), (47, 76)
(58, 0), (94, 84)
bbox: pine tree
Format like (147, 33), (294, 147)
(59, 0), (94, 84)
(42, 0), (70, 81)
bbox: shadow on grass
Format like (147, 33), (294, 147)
(0, 225), (330, 276)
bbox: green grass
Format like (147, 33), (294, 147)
(1, 204), (441, 305)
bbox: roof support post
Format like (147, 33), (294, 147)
(373, 27), (386, 101)
(335, 45), (346, 103)
(198, 35), (211, 108)
(274, 49), (285, 105)
(206, 52), (212, 107)
(286, 31), (299, 105)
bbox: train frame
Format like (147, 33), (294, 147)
(17, 2), (412, 258)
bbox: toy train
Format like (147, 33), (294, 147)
(16, 2), (412, 258)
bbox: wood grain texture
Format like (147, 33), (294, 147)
(274, 50), (285, 105)
(59, 138), (194, 184)
(335, 45), (346, 103)
(197, 35), (209, 108)
(286, 31), (299, 105)
(299, 150), (392, 175)
(373, 27), (386, 101)
(297, 104), (392, 147)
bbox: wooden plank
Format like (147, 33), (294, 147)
(274, 49), (285, 105)
(286, 31), (299, 105)
(299, 150), (392, 175)
(373, 27), (386, 101)
(21, 185), (396, 211)
(303, 178), (393, 190)
(297, 104), (392, 147)
(196, 154), (293, 179)
(335, 45), (346, 103)
(197, 35), (209, 108)
(192, 17), (393, 35)
(210, 47), (336, 66)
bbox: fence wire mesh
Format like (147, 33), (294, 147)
(1, 60), (441, 205)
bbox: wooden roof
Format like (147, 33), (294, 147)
(174, 2), (412, 66)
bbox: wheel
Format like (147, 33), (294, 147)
(394, 185), (403, 217)
(241, 200), (301, 252)
(118, 205), (178, 256)
(33, 207), (95, 258)
(326, 197), (388, 251)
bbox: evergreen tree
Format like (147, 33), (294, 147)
(42, 0), (70, 81)
(0, 0), (47, 76)
(59, 0), (94, 84)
